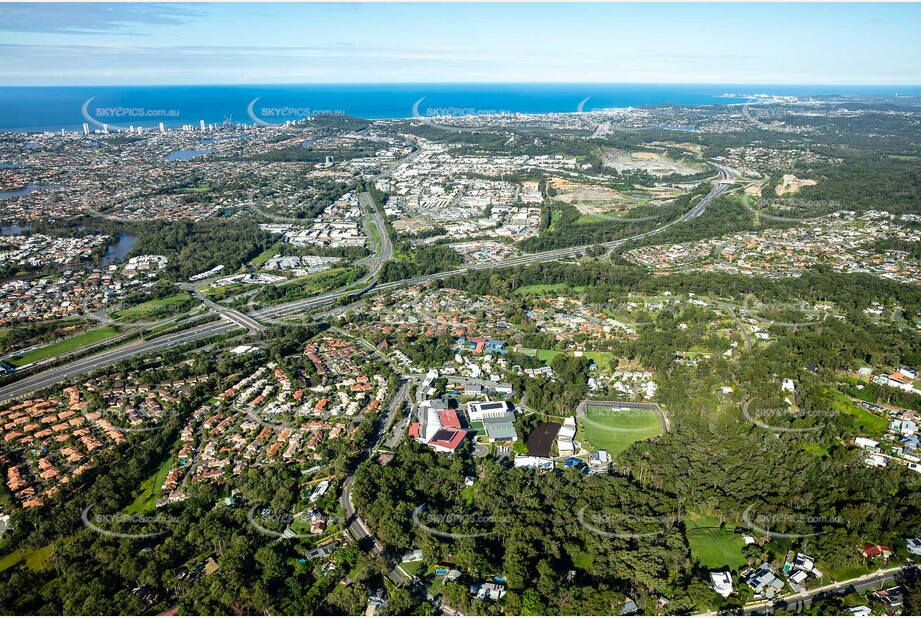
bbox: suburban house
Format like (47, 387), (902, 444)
(305, 540), (339, 561)
(513, 455), (553, 470)
(588, 449), (612, 474)
(710, 571), (733, 597)
(401, 549), (423, 563)
(862, 543), (891, 559)
(855, 437), (880, 451)
(471, 582), (506, 601)
(366, 588), (388, 616)
(783, 552), (823, 592)
(745, 563), (784, 596)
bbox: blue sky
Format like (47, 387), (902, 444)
(1, 2), (919, 86)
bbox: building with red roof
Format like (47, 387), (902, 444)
(437, 408), (462, 429)
(427, 428), (469, 454)
(862, 544), (892, 559)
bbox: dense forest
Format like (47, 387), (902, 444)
(128, 218), (278, 281)
(379, 242), (464, 283)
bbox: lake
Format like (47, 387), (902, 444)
(101, 233), (138, 266)
(0, 224), (33, 235)
(0, 185), (67, 200)
(164, 149), (213, 161)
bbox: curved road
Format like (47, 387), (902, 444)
(0, 164), (736, 404)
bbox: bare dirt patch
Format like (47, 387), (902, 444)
(775, 174), (817, 196)
(602, 148), (702, 176)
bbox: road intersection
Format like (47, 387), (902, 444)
(0, 164), (736, 404)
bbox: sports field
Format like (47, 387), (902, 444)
(6, 326), (119, 367)
(580, 404), (664, 456)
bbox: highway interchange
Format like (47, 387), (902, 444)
(5, 159), (910, 614)
(0, 164), (736, 404)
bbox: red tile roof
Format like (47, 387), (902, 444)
(437, 409), (462, 429)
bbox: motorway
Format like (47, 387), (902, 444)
(0, 164), (737, 405)
(0, 319), (235, 403)
(194, 290), (265, 333)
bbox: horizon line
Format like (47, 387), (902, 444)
(1, 81), (919, 89)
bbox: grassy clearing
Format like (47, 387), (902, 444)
(828, 390), (888, 435)
(283, 267), (348, 288)
(522, 348), (615, 369)
(514, 283), (586, 295)
(573, 211), (642, 225)
(368, 220), (383, 254)
(402, 560), (425, 577)
(824, 563), (871, 582)
(803, 442), (830, 457)
(250, 241), (284, 267)
(111, 293), (194, 323)
(580, 404), (663, 456)
(685, 512), (747, 570)
(0, 535), (76, 573)
(125, 443), (178, 514)
(7, 326), (119, 366)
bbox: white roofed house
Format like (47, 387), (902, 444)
(710, 571), (733, 598)
(785, 553), (823, 592)
(588, 449), (612, 474)
(471, 582), (506, 601)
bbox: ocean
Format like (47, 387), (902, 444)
(0, 83), (915, 133)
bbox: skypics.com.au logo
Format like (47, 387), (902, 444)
(411, 97), (512, 132)
(737, 296), (830, 328)
(82, 505), (179, 539)
(81, 98), (180, 132)
(411, 505), (510, 540)
(740, 193), (842, 223)
(742, 505), (844, 539)
(246, 505), (341, 539)
(579, 405), (664, 435)
(740, 99), (833, 134)
(246, 98), (345, 126)
(577, 508), (679, 540)
(741, 400), (841, 434)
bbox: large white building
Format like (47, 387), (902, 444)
(467, 400), (514, 421)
